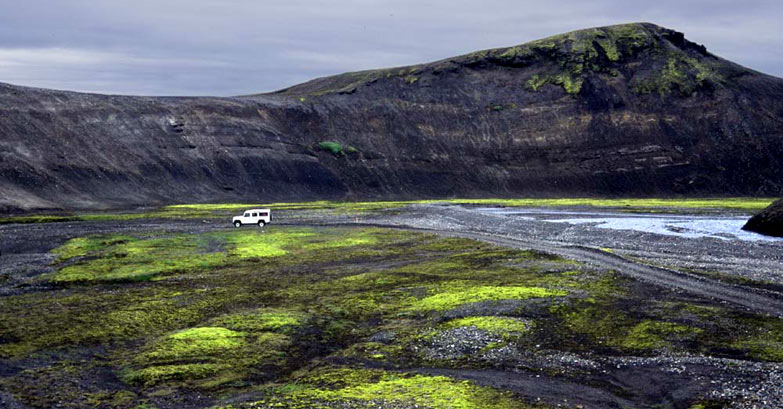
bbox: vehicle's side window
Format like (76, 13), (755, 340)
(260, 212), (268, 217)
(244, 213), (250, 217)
(252, 213), (258, 217)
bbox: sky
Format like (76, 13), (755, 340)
(0, 0), (780, 96)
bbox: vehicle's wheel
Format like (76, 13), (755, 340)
(233, 221), (241, 228)
(258, 221), (265, 227)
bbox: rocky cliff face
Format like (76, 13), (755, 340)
(743, 199), (783, 237)
(2, 23), (783, 212)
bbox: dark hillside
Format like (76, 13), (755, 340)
(2, 23), (783, 211)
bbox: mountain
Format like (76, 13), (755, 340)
(2, 22), (783, 212)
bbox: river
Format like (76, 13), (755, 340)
(476, 208), (782, 242)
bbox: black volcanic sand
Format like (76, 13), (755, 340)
(744, 199), (783, 238)
(0, 208), (782, 409)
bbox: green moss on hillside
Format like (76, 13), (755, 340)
(632, 54), (722, 96)
(266, 23), (721, 99)
(317, 141), (344, 155)
(522, 23), (654, 95)
(316, 141), (359, 156)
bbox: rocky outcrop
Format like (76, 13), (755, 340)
(2, 22), (783, 212)
(743, 199), (783, 237)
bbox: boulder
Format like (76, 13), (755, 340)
(742, 199), (783, 237)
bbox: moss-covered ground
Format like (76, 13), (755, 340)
(1, 225), (782, 408)
(0, 197), (773, 225)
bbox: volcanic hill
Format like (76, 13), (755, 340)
(2, 22), (783, 212)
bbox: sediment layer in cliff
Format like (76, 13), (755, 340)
(2, 23), (783, 212)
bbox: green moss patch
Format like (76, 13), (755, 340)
(732, 318), (783, 362)
(0, 287), (236, 358)
(123, 363), (232, 386)
(621, 320), (702, 350)
(517, 23), (725, 97)
(7, 197), (774, 225)
(126, 325), (290, 387)
(52, 234), (227, 282)
(7, 224), (783, 408)
(632, 55), (722, 97)
(119, 305), (313, 387)
(316, 141), (358, 156)
(224, 230), (313, 258)
(226, 368), (529, 409)
(52, 234), (135, 261)
(443, 316), (530, 337)
(527, 73), (583, 94)
(141, 327), (246, 362)
(408, 284), (567, 312)
(553, 281), (705, 354)
(162, 197), (772, 213)
(208, 309), (309, 333)
(522, 23), (653, 95)
(50, 228), (379, 283)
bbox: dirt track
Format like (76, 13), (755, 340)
(427, 230), (783, 318)
(349, 205), (783, 318)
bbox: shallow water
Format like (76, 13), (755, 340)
(477, 208), (782, 242)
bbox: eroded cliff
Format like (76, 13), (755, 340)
(2, 23), (783, 211)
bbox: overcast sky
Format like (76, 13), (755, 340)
(0, 0), (780, 96)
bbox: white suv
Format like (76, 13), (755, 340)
(232, 208), (271, 227)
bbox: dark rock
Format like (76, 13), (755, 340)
(743, 199), (783, 237)
(1, 22), (783, 212)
